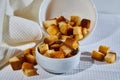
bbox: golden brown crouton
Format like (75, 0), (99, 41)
(60, 44), (73, 56)
(22, 62), (38, 76)
(38, 43), (49, 54)
(73, 26), (82, 35)
(46, 25), (59, 35)
(80, 19), (91, 29)
(58, 22), (68, 34)
(22, 62), (34, 70)
(50, 51), (65, 58)
(99, 45), (110, 55)
(23, 69), (38, 77)
(74, 34), (84, 40)
(64, 38), (79, 50)
(91, 50), (105, 61)
(105, 52), (116, 63)
(50, 44), (60, 51)
(25, 54), (36, 65)
(9, 56), (24, 70)
(44, 35), (58, 45)
(67, 27), (73, 36)
(43, 19), (57, 29)
(70, 16), (81, 26)
(44, 50), (55, 57)
(57, 16), (67, 23)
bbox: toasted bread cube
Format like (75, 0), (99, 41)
(22, 62), (34, 70)
(50, 44), (60, 51)
(23, 69), (38, 77)
(67, 27), (73, 36)
(99, 45), (110, 55)
(82, 28), (89, 37)
(50, 51), (65, 58)
(65, 38), (79, 50)
(60, 35), (72, 40)
(43, 19), (57, 29)
(105, 52), (116, 63)
(44, 35), (58, 45)
(22, 62), (37, 76)
(80, 19), (91, 29)
(25, 54), (36, 65)
(60, 44), (73, 56)
(46, 25), (59, 35)
(74, 34), (84, 40)
(57, 16), (67, 22)
(44, 50), (55, 57)
(70, 16), (81, 26)
(9, 56), (23, 70)
(91, 50), (105, 61)
(38, 43), (49, 54)
(73, 26), (82, 35)
(58, 22), (68, 34)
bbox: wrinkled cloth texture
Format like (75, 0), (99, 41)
(0, 0), (43, 68)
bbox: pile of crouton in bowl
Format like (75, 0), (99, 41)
(35, 15), (92, 73)
(36, 0), (97, 73)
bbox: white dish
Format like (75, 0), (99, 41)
(39, 0), (97, 45)
(36, 43), (80, 73)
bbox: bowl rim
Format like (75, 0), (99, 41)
(35, 42), (80, 61)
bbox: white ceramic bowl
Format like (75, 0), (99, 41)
(39, 0), (97, 45)
(36, 43), (80, 73)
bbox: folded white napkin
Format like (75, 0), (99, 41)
(0, 0), (43, 68)
(3, 15), (43, 45)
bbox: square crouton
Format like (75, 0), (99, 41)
(46, 25), (59, 35)
(44, 50), (55, 57)
(50, 51), (65, 58)
(91, 50), (105, 61)
(44, 35), (58, 45)
(64, 38), (79, 50)
(49, 44), (60, 51)
(70, 16), (81, 26)
(60, 44), (73, 56)
(23, 69), (38, 77)
(25, 54), (36, 65)
(80, 19), (91, 29)
(38, 43), (49, 54)
(73, 26), (82, 35)
(9, 56), (24, 70)
(57, 16), (67, 23)
(99, 45), (110, 55)
(22, 62), (38, 76)
(59, 22), (71, 35)
(105, 52), (116, 63)
(74, 34), (83, 40)
(67, 27), (73, 36)
(43, 19), (57, 29)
